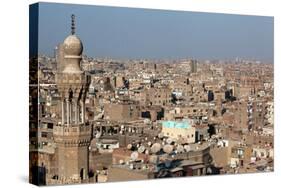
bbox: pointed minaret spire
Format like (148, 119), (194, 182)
(71, 14), (75, 35)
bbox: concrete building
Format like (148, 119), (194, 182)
(104, 101), (140, 122)
(114, 75), (125, 88)
(145, 86), (172, 106)
(161, 119), (196, 143)
(190, 59), (198, 73)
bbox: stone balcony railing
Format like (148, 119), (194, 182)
(53, 124), (91, 137)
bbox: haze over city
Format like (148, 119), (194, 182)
(37, 3), (273, 62)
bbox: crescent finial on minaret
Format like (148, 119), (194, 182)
(71, 14), (75, 35)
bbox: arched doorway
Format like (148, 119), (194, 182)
(80, 168), (84, 180)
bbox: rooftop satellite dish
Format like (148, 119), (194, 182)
(166, 138), (173, 144)
(176, 145), (184, 153)
(145, 149), (150, 155)
(163, 145), (173, 154)
(95, 132), (101, 139)
(131, 151), (139, 161)
(127, 144), (132, 150)
(147, 141), (152, 147)
(164, 160), (172, 168)
(151, 143), (161, 154)
(119, 159), (124, 164)
(145, 137), (148, 141)
(184, 145), (191, 152)
(142, 165), (147, 170)
(138, 145), (146, 153)
(158, 133), (164, 139)
(149, 155), (159, 164)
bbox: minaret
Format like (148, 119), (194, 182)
(53, 14), (92, 183)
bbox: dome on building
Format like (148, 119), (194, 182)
(60, 14), (84, 73)
(63, 34), (83, 56)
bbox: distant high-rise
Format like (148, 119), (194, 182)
(114, 76), (125, 88)
(55, 43), (65, 72)
(190, 59), (197, 73)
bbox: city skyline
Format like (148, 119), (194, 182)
(37, 3), (273, 63)
(30, 3), (274, 185)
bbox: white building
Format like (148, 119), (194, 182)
(161, 119), (196, 143)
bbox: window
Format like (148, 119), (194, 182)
(41, 132), (48, 138)
(47, 123), (53, 129)
(41, 123), (47, 129)
(30, 131), (37, 137)
(31, 123), (36, 129)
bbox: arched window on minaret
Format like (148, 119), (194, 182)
(68, 88), (73, 101)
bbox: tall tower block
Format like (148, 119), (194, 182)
(53, 14), (92, 183)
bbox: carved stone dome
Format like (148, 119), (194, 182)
(63, 35), (83, 56)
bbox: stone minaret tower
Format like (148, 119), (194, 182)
(53, 14), (92, 183)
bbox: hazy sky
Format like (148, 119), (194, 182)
(37, 2), (274, 62)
